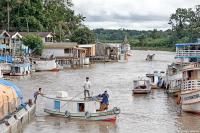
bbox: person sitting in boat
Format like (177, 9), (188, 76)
(99, 91), (109, 111)
(33, 88), (44, 104)
(83, 77), (91, 99)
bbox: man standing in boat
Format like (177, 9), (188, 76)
(83, 77), (91, 99)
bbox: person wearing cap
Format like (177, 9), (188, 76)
(83, 77), (91, 98)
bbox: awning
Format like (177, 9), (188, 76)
(176, 43), (200, 48)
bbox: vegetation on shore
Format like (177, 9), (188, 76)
(22, 34), (43, 55)
(94, 5), (200, 50)
(0, 1), (199, 51)
(0, 0), (95, 44)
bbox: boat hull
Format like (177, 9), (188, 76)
(9, 72), (30, 76)
(151, 84), (159, 89)
(132, 89), (151, 94)
(44, 108), (119, 121)
(34, 60), (60, 71)
(181, 90), (200, 113)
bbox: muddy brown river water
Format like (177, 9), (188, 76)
(7, 50), (200, 133)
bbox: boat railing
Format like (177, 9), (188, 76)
(176, 50), (200, 58)
(182, 80), (200, 90)
(183, 63), (200, 70)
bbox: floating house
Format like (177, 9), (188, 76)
(42, 42), (87, 66)
(78, 44), (96, 57)
(94, 43), (120, 62)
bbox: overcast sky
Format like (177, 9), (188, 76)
(72, 0), (200, 30)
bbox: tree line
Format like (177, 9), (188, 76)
(0, 1), (199, 51)
(0, 0), (95, 44)
(94, 5), (200, 51)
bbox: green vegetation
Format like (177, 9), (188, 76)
(22, 34), (43, 55)
(70, 27), (95, 44)
(94, 5), (200, 51)
(0, 1), (199, 51)
(0, 0), (95, 43)
(93, 29), (174, 50)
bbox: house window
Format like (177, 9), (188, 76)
(78, 103), (85, 112)
(45, 37), (53, 42)
(64, 49), (70, 54)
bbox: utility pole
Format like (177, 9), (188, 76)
(7, 0), (10, 32)
(26, 18), (29, 33)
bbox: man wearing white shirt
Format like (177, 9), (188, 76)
(83, 77), (91, 98)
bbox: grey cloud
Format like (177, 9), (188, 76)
(85, 13), (169, 23)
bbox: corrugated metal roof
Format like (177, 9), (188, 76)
(44, 42), (78, 49)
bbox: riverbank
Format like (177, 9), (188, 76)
(132, 47), (175, 52)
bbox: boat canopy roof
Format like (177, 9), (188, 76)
(176, 43), (200, 48)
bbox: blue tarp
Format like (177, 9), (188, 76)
(0, 55), (13, 63)
(0, 79), (24, 104)
(176, 43), (200, 48)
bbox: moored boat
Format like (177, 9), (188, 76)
(165, 65), (182, 96)
(43, 91), (120, 121)
(34, 59), (62, 72)
(181, 63), (200, 113)
(1, 63), (11, 75)
(10, 63), (31, 76)
(132, 80), (151, 94)
(146, 71), (165, 89)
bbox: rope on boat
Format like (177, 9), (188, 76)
(60, 91), (84, 109)
(41, 91), (84, 109)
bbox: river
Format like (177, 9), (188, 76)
(7, 50), (200, 133)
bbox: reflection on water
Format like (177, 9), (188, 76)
(9, 50), (200, 133)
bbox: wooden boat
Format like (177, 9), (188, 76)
(132, 80), (151, 94)
(146, 54), (155, 61)
(181, 63), (200, 113)
(10, 63), (31, 76)
(146, 71), (165, 89)
(43, 91), (120, 121)
(34, 59), (62, 72)
(1, 63), (11, 75)
(165, 63), (183, 96)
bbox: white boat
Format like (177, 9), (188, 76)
(10, 63), (31, 76)
(34, 59), (62, 72)
(1, 63), (11, 75)
(146, 71), (165, 89)
(43, 91), (120, 121)
(165, 63), (184, 96)
(132, 80), (151, 94)
(181, 63), (200, 113)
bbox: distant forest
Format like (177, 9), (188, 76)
(93, 29), (173, 50)
(93, 5), (200, 51)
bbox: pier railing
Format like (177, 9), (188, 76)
(176, 50), (200, 58)
(182, 80), (200, 90)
